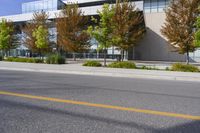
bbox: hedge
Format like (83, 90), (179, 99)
(5, 57), (43, 63)
(108, 61), (136, 69)
(171, 63), (199, 72)
(45, 54), (66, 64)
(83, 60), (102, 67)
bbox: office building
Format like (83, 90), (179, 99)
(0, 0), (199, 61)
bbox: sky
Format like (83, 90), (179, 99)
(0, 0), (36, 16)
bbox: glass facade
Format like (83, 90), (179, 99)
(22, 0), (65, 14)
(144, 0), (170, 13)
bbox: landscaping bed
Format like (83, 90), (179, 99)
(82, 61), (200, 73)
(4, 57), (43, 63)
(171, 63), (199, 72)
(2, 54), (66, 64)
(83, 60), (102, 67)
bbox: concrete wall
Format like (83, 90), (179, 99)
(134, 12), (186, 62)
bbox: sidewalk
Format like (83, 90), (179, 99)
(1, 61), (200, 82)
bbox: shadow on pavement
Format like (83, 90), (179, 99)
(155, 121), (200, 133)
(0, 99), (156, 132)
(0, 99), (199, 133)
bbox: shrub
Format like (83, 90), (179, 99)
(45, 54), (66, 64)
(108, 61), (136, 69)
(165, 67), (170, 71)
(33, 58), (44, 63)
(171, 63), (199, 72)
(83, 60), (102, 67)
(139, 65), (159, 70)
(5, 57), (43, 63)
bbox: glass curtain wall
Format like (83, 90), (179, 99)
(22, 0), (65, 14)
(144, 0), (170, 13)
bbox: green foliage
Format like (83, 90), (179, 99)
(32, 25), (49, 50)
(171, 63), (199, 72)
(0, 19), (13, 51)
(161, 0), (200, 64)
(194, 15), (200, 47)
(45, 54), (66, 64)
(112, 0), (145, 52)
(139, 65), (159, 70)
(83, 60), (102, 67)
(87, 4), (114, 50)
(23, 11), (49, 53)
(108, 61), (136, 69)
(165, 67), (170, 71)
(87, 4), (115, 66)
(5, 57), (43, 63)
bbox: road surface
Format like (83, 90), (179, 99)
(0, 70), (199, 133)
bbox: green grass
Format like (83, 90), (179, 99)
(83, 60), (102, 67)
(108, 61), (136, 69)
(171, 63), (199, 72)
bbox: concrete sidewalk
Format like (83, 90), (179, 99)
(1, 61), (200, 82)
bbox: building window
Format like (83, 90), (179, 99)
(22, 0), (63, 14)
(144, 0), (151, 13)
(144, 0), (170, 13)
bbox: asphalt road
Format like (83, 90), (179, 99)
(0, 70), (200, 133)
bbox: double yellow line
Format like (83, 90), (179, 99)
(0, 91), (200, 120)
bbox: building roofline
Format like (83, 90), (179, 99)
(0, 1), (143, 22)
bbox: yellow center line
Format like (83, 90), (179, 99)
(0, 91), (200, 120)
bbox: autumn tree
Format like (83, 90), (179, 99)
(112, 0), (145, 61)
(161, 0), (200, 64)
(0, 19), (19, 58)
(87, 4), (115, 66)
(22, 22), (36, 55)
(23, 11), (50, 56)
(56, 3), (90, 60)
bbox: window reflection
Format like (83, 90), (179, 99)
(144, 0), (169, 13)
(22, 0), (64, 14)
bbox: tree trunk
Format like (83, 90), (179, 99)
(39, 49), (42, 60)
(103, 48), (107, 67)
(8, 50), (10, 57)
(58, 47), (63, 56)
(5, 50), (8, 57)
(97, 51), (99, 59)
(30, 51), (32, 57)
(121, 50), (124, 62)
(2, 50), (5, 59)
(186, 50), (190, 65)
(73, 53), (76, 61)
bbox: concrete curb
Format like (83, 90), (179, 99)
(1, 66), (200, 82)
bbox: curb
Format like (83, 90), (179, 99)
(0, 67), (200, 82)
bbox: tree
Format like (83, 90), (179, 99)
(87, 4), (115, 66)
(0, 19), (18, 57)
(32, 25), (49, 57)
(23, 11), (50, 56)
(56, 3), (90, 60)
(161, 0), (200, 64)
(194, 10), (200, 48)
(22, 22), (37, 54)
(112, 0), (145, 61)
